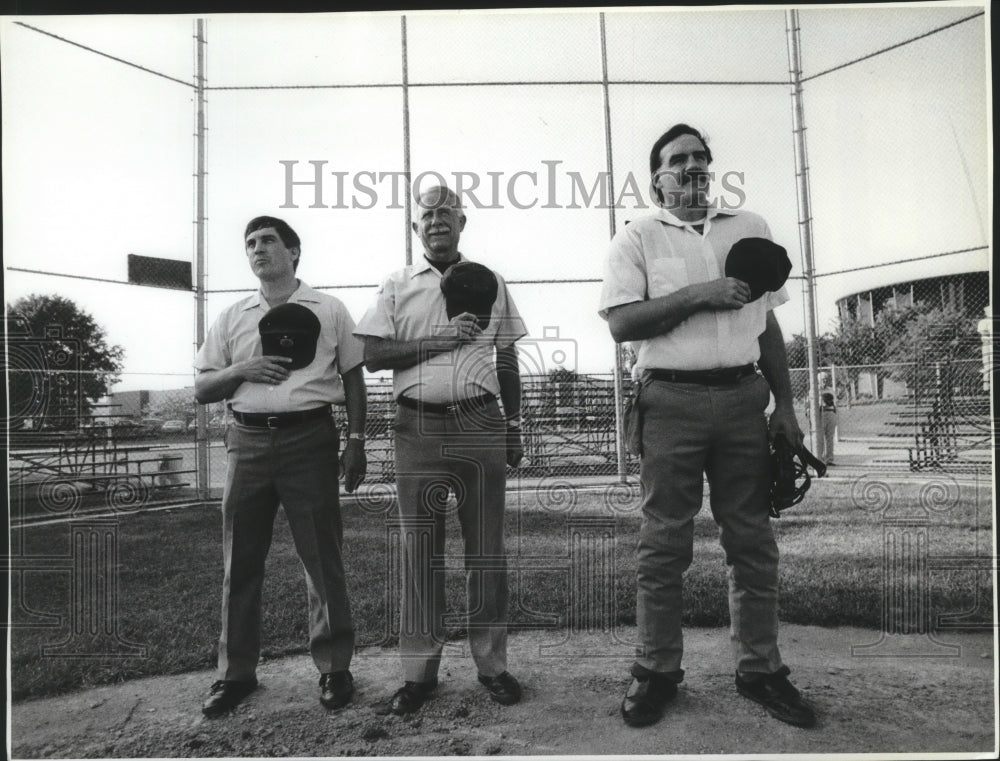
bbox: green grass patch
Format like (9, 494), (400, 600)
(9, 477), (992, 700)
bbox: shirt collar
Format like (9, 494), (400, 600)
(241, 279), (320, 311)
(655, 206), (737, 229)
(409, 253), (465, 279)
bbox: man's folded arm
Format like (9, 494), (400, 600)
(194, 366), (243, 405)
(194, 356), (292, 404)
(606, 287), (704, 343)
(362, 335), (460, 373)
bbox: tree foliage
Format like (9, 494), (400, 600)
(146, 394), (199, 424)
(784, 302), (982, 401)
(6, 294), (125, 430)
(783, 332), (840, 400)
(876, 303), (981, 395)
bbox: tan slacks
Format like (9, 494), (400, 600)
(217, 417), (354, 681)
(392, 400), (509, 682)
(635, 373), (784, 677)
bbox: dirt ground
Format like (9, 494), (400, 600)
(9, 624), (996, 759)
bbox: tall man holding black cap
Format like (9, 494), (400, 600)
(600, 125), (816, 729)
(194, 215), (367, 717)
(355, 185), (526, 715)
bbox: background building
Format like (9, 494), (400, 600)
(836, 270), (989, 327)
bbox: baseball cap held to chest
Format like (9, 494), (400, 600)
(440, 261), (499, 330)
(724, 237), (792, 302)
(258, 302), (321, 370)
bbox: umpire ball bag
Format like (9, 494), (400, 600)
(440, 261), (499, 330)
(258, 302), (321, 370)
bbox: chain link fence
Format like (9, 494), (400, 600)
(8, 376), (201, 521)
(8, 282), (991, 518)
(5, 8), (990, 517)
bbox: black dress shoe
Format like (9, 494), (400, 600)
(477, 671), (522, 705)
(319, 670), (354, 709)
(202, 678), (258, 717)
(735, 668), (817, 728)
(389, 679), (438, 716)
(620, 670), (679, 727)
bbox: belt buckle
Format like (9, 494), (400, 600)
(266, 416), (280, 429)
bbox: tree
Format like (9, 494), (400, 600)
(546, 367), (580, 409)
(146, 394), (199, 425)
(877, 303), (981, 397)
(785, 303), (983, 405)
(6, 294), (125, 431)
(783, 332), (837, 401)
(826, 316), (889, 401)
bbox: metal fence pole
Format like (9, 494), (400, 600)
(194, 18), (209, 501)
(612, 346), (628, 482)
(830, 363), (841, 441)
(401, 15), (412, 267)
(598, 13), (627, 481)
(786, 9), (822, 452)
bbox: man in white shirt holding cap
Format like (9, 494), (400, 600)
(194, 215), (367, 717)
(600, 125), (816, 730)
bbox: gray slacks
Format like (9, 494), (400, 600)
(217, 417), (354, 681)
(393, 400), (509, 682)
(635, 373), (784, 676)
(818, 410), (838, 463)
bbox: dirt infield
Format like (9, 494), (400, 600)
(10, 624), (996, 758)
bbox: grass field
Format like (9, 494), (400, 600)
(9, 476), (993, 701)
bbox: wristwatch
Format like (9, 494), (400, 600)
(347, 432), (365, 442)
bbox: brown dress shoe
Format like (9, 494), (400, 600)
(478, 671), (522, 705)
(389, 679), (438, 715)
(202, 678), (258, 718)
(735, 668), (817, 728)
(620, 665), (682, 727)
(319, 670), (354, 709)
(620, 675), (677, 727)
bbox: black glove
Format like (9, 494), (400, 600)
(769, 436), (827, 518)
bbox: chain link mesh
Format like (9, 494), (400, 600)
(6, 9), (990, 516)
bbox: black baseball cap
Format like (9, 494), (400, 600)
(258, 302), (321, 370)
(724, 237), (792, 302)
(440, 261), (499, 330)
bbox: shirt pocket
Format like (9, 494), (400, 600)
(648, 258), (689, 298)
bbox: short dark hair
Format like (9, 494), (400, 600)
(649, 124), (713, 175)
(244, 216), (301, 271)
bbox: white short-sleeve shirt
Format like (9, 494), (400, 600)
(354, 255), (527, 404)
(194, 281), (365, 413)
(599, 207), (789, 373)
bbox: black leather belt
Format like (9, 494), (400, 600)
(231, 405), (331, 429)
(396, 393), (497, 416)
(646, 364), (758, 386)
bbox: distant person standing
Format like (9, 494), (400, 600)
(194, 215), (368, 717)
(818, 392), (838, 466)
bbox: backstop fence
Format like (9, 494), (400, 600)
(4, 6), (992, 513)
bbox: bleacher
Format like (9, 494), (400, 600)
(10, 411), (197, 515)
(869, 396), (991, 473)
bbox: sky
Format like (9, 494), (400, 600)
(1, 3), (991, 391)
